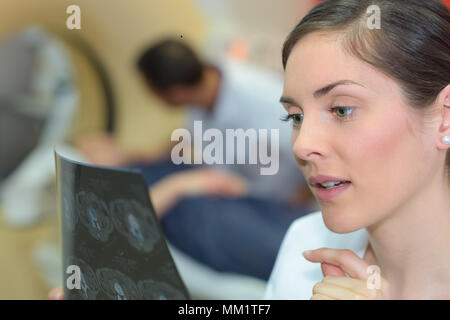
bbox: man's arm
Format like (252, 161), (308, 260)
(150, 169), (248, 218)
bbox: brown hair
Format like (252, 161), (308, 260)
(283, 0), (450, 177)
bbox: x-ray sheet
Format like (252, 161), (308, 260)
(55, 152), (190, 300)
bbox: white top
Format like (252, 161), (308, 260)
(264, 211), (369, 299)
(187, 58), (305, 200)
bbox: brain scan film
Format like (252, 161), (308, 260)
(76, 191), (113, 242)
(138, 279), (187, 300)
(96, 268), (141, 300)
(109, 199), (159, 252)
(62, 196), (78, 232)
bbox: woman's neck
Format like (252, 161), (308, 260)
(365, 170), (450, 299)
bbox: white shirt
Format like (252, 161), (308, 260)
(187, 58), (305, 200)
(264, 211), (369, 299)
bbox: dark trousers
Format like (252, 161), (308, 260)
(133, 160), (311, 281)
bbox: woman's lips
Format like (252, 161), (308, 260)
(313, 182), (351, 202)
(309, 174), (350, 186)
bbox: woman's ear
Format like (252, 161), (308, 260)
(437, 84), (450, 150)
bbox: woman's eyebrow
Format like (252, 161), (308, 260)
(280, 80), (366, 106)
(279, 96), (300, 106)
(313, 80), (365, 98)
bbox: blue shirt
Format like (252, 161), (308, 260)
(187, 58), (305, 200)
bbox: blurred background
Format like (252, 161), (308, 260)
(0, 0), (318, 299)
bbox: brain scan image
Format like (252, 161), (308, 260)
(109, 199), (159, 253)
(67, 257), (99, 300)
(76, 191), (113, 242)
(114, 282), (127, 300)
(96, 268), (141, 300)
(80, 273), (88, 296)
(128, 214), (144, 241)
(138, 279), (187, 300)
(62, 196), (78, 232)
(88, 207), (101, 231)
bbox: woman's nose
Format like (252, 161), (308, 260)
(292, 118), (326, 162)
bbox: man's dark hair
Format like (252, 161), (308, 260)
(136, 39), (204, 91)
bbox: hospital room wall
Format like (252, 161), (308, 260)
(0, 0), (206, 154)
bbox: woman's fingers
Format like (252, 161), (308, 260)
(321, 262), (346, 277)
(304, 248), (390, 299)
(322, 276), (378, 299)
(48, 287), (64, 300)
(303, 248), (370, 280)
(313, 280), (371, 300)
(310, 293), (335, 300)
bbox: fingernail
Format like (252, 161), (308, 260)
(302, 250), (312, 257)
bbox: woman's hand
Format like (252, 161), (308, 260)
(48, 287), (64, 300)
(303, 248), (390, 300)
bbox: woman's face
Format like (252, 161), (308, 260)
(281, 32), (439, 233)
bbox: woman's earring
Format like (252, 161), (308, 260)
(443, 136), (450, 145)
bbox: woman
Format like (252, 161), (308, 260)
(265, 0), (450, 299)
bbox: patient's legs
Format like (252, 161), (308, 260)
(161, 196), (311, 281)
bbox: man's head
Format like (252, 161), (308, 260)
(136, 39), (205, 106)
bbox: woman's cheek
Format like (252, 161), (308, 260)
(344, 114), (416, 221)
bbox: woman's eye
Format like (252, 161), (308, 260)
(281, 107), (354, 127)
(331, 106), (355, 120)
(291, 114), (303, 125)
(281, 113), (304, 127)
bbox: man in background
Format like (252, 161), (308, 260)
(140, 39), (308, 201)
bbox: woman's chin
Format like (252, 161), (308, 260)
(321, 209), (365, 234)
